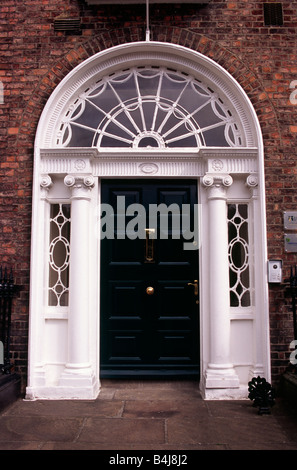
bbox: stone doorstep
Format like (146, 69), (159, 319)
(0, 373), (21, 413)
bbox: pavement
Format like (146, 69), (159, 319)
(0, 379), (297, 452)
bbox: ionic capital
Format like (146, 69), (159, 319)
(64, 175), (95, 200)
(246, 174), (258, 188)
(40, 175), (53, 199)
(202, 173), (233, 201)
(202, 173), (233, 188)
(40, 174), (53, 189)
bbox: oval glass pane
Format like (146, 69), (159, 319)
(231, 241), (246, 269)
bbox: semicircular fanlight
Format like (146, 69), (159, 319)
(56, 67), (244, 149)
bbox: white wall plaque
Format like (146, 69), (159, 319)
(284, 211), (297, 230)
(285, 234), (297, 252)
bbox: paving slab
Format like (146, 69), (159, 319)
(114, 387), (201, 401)
(211, 415), (292, 450)
(77, 417), (165, 446)
(167, 415), (221, 446)
(0, 416), (83, 443)
(4, 398), (124, 418)
(122, 399), (210, 419)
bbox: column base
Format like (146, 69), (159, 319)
(200, 365), (246, 399)
(248, 365), (266, 382)
(25, 382), (100, 400)
(32, 364), (47, 387)
(58, 364), (98, 397)
(202, 384), (248, 400)
(203, 364), (240, 389)
(25, 365), (47, 399)
(26, 368), (100, 400)
(26, 364), (100, 400)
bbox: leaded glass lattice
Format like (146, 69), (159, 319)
(48, 204), (71, 307)
(228, 203), (250, 307)
(56, 67), (244, 149)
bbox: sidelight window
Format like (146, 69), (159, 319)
(48, 204), (71, 307)
(228, 203), (250, 308)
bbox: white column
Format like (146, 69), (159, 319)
(59, 175), (97, 398)
(202, 174), (240, 393)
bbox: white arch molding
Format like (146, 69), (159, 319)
(27, 42), (270, 400)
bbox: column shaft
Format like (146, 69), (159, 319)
(203, 175), (239, 390)
(208, 188), (232, 368)
(59, 176), (97, 395)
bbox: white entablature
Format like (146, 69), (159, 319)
(39, 147), (258, 179)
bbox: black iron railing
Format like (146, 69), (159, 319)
(0, 267), (15, 374)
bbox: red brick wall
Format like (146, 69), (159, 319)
(1, 0), (297, 391)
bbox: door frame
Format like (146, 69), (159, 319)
(99, 177), (201, 378)
(27, 42), (270, 400)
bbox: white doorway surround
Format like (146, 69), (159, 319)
(26, 41), (270, 400)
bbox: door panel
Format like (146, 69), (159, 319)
(100, 180), (199, 377)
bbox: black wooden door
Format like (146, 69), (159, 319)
(100, 180), (199, 378)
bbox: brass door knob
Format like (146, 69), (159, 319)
(146, 286), (154, 295)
